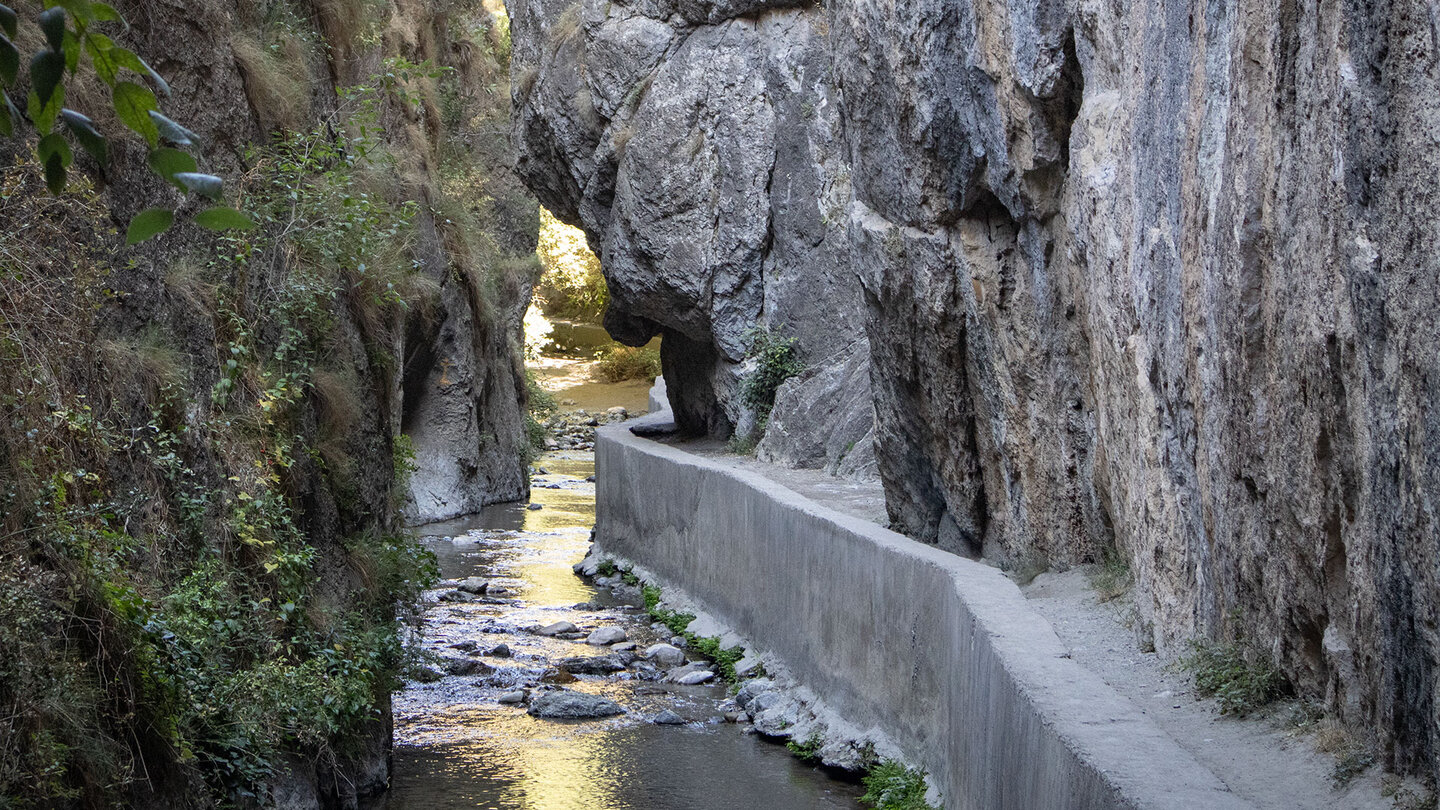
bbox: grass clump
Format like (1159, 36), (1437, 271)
(593, 344), (662, 383)
(861, 760), (936, 810)
(639, 583), (748, 681)
(1089, 547), (1132, 602)
(787, 733), (823, 763)
(1180, 640), (1287, 716)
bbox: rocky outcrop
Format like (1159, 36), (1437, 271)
(511, 0), (870, 450)
(513, 0), (1440, 785)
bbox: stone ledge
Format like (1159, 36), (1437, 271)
(596, 412), (1252, 810)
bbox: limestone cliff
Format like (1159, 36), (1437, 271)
(511, 0), (1440, 784)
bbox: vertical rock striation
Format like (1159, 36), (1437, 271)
(512, 0), (1440, 784)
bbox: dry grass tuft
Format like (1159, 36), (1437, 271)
(232, 33), (313, 132)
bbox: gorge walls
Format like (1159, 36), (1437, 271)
(511, 0), (1440, 785)
(0, 0), (536, 804)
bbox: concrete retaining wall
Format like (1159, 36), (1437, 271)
(596, 415), (1252, 810)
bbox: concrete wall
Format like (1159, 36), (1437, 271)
(596, 415), (1252, 810)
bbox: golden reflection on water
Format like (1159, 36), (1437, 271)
(383, 452), (865, 810)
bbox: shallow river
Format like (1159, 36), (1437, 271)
(370, 451), (864, 810)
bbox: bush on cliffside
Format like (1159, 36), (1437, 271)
(739, 325), (804, 418)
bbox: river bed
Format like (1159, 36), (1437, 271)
(371, 451), (864, 810)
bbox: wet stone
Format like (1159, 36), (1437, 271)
(556, 655), (624, 675)
(587, 627), (628, 645)
(653, 709), (685, 725)
(535, 621), (578, 636)
(527, 689), (625, 719)
(487, 643), (511, 658)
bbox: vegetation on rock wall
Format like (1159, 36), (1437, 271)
(0, 0), (537, 805)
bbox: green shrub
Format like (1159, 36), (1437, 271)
(861, 760), (936, 810)
(593, 344), (662, 382)
(739, 325), (803, 417)
(787, 733), (823, 763)
(1180, 640), (1287, 716)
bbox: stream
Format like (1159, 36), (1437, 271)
(370, 450), (864, 810)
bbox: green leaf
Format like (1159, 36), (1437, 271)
(90, 2), (122, 24)
(195, 206), (257, 232)
(147, 146), (195, 188)
(148, 110), (196, 145)
(0, 90), (19, 136)
(0, 5), (15, 39)
(43, 152), (64, 193)
(27, 82), (63, 135)
(0, 32), (16, 85)
(61, 108), (105, 164)
(61, 29), (79, 73)
(108, 45), (168, 95)
(52, 0), (94, 20)
(37, 7), (65, 53)
(174, 171), (222, 199)
(30, 49), (63, 106)
(36, 132), (72, 168)
(112, 80), (158, 145)
(125, 208), (173, 244)
(83, 31), (117, 83)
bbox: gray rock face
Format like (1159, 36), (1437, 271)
(516, 0), (1440, 785)
(511, 0), (870, 449)
(527, 689), (626, 719)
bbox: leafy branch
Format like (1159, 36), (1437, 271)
(0, 0), (255, 242)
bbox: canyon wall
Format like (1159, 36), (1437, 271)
(511, 0), (1440, 784)
(0, 0), (534, 805)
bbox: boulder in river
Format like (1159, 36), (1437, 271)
(457, 577), (489, 595)
(441, 657), (494, 676)
(556, 653), (633, 675)
(643, 643), (686, 667)
(586, 627), (627, 645)
(652, 709), (685, 725)
(674, 670), (715, 685)
(487, 643), (511, 658)
(535, 621), (578, 636)
(527, 689), (625, 719)
(498, 690), (527, 705)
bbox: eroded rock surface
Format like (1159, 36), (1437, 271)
(513, 0), (1440, 785)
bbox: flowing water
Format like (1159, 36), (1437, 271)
(370, 451), (864, 810)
